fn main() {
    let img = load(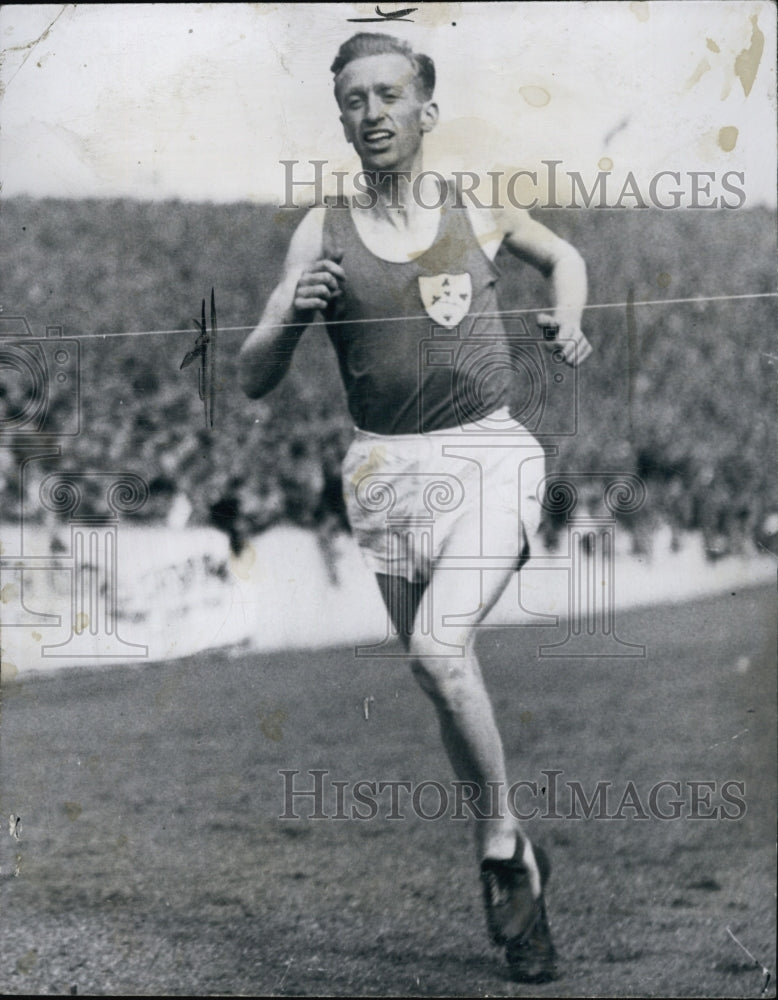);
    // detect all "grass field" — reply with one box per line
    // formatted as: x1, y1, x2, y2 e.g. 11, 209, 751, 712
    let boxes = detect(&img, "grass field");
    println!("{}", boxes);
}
0, 584, 775, 997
